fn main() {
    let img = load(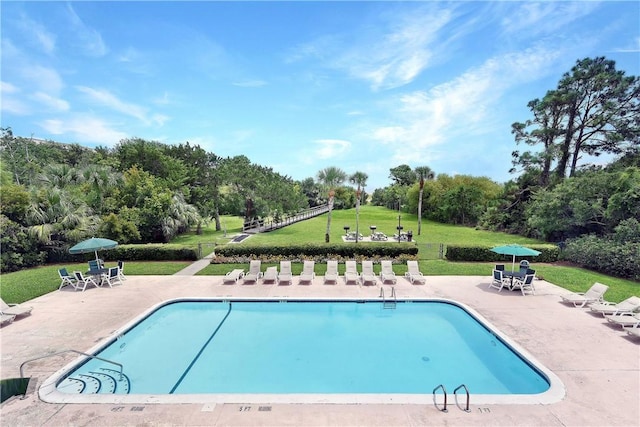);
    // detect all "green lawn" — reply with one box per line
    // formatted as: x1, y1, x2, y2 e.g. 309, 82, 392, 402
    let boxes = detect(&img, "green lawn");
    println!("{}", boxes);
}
2, 206, 638, 304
